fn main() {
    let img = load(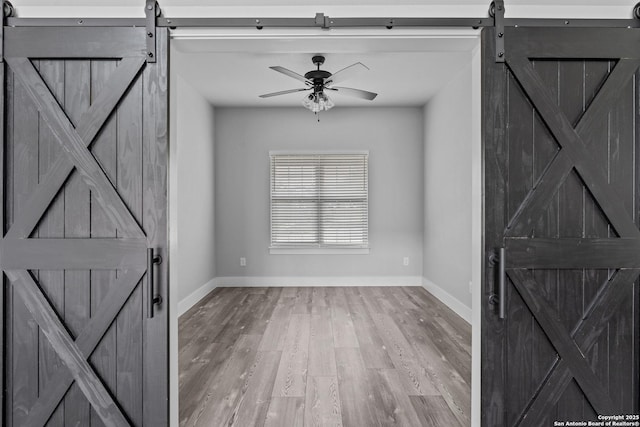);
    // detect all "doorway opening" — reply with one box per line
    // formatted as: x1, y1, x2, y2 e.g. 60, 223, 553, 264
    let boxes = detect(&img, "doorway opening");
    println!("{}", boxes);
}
168, 27, 482, 427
